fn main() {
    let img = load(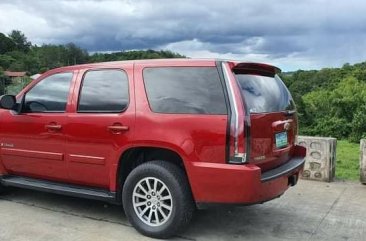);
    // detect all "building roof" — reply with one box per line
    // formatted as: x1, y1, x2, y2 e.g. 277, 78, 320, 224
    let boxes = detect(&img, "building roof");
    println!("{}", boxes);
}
4, 71, 27, 77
